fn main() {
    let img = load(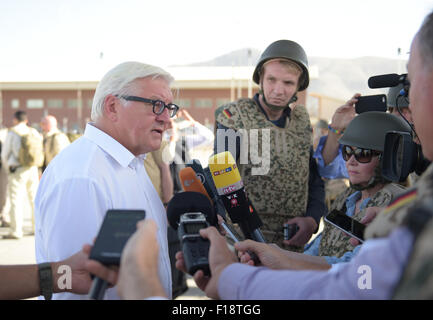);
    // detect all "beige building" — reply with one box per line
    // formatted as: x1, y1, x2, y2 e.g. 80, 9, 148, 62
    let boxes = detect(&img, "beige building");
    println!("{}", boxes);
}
0, 65, 341, 131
